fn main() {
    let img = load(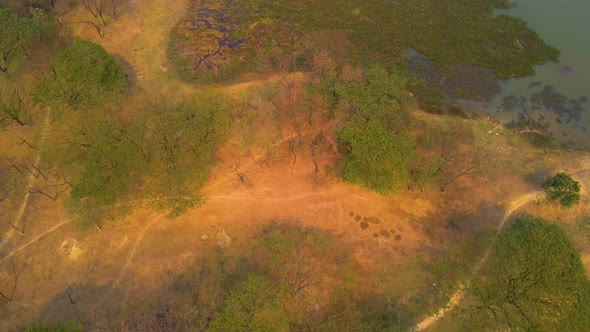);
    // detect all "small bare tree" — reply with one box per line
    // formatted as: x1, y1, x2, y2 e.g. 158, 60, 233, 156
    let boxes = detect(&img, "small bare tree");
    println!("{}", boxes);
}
0, 86, 27, 128
78, 0, 123, 38
81, 0, 108, 27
